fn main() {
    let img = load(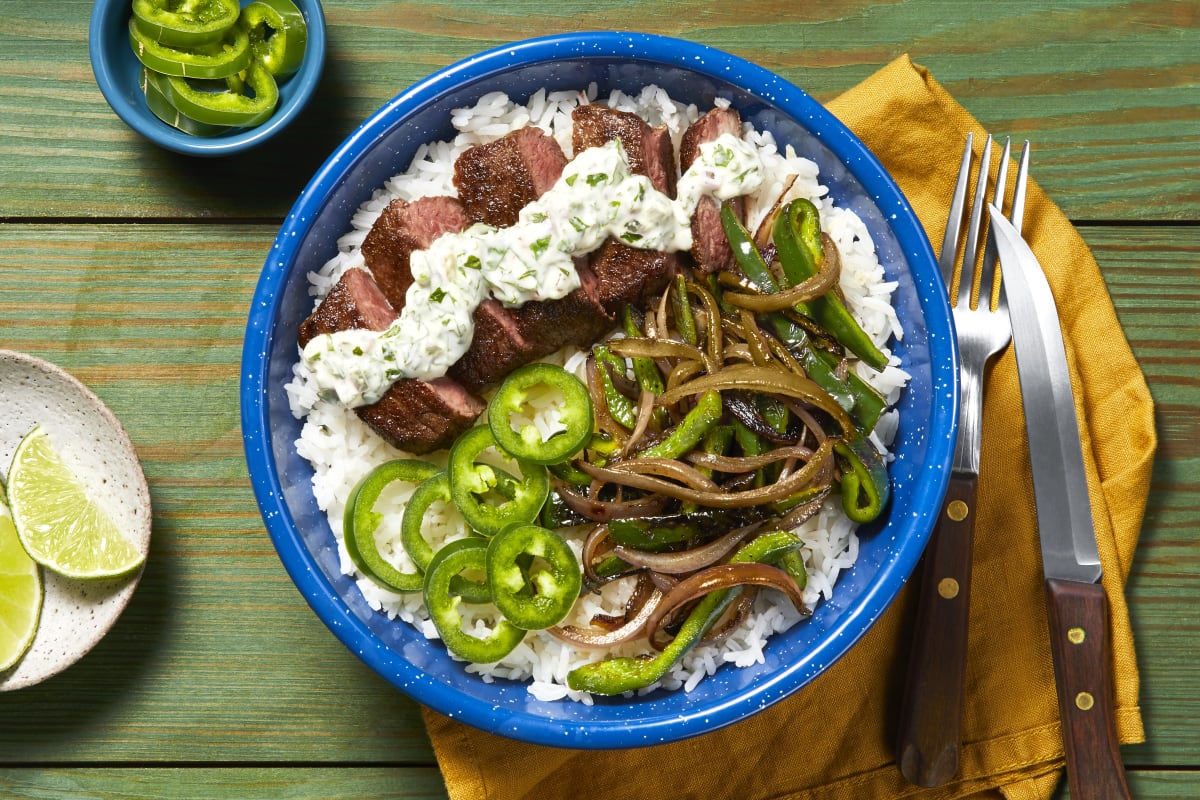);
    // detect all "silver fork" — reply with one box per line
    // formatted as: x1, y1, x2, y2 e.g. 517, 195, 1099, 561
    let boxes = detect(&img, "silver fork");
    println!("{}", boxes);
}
897, 133, 1030, 788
